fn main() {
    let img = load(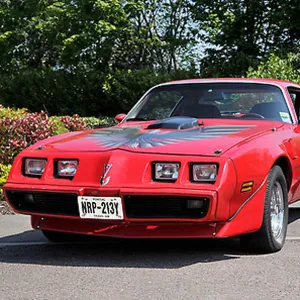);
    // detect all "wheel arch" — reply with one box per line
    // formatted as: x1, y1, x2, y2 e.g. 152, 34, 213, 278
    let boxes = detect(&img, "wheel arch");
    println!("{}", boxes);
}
218, 156, 291, 243
273, 156, 292, 192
